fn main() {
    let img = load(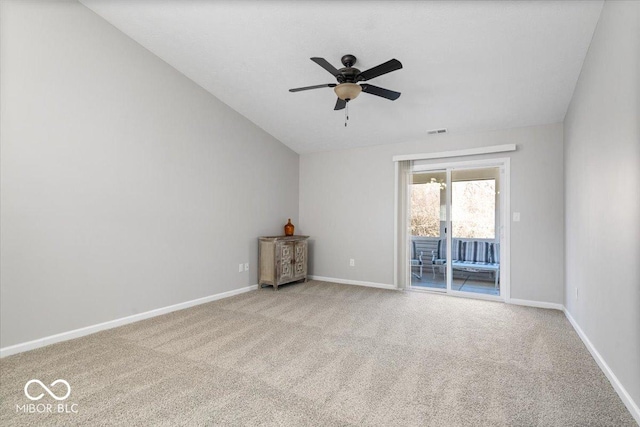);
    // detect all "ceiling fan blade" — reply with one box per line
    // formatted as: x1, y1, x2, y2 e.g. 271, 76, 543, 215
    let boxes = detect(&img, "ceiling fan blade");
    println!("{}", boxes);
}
334, 98, 347, 110
311, 57, 341, 77
289, 83, 336, 92
357, 59, 403, 81
361, 84, 401, 100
